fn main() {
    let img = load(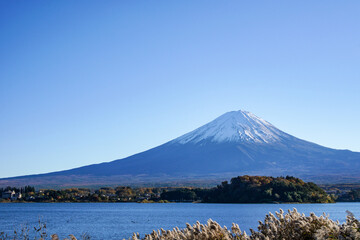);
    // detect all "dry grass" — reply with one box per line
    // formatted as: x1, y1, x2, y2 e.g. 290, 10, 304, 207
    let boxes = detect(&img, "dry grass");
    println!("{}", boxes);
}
128, 209, 359, 240
1, 209, 358, 240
